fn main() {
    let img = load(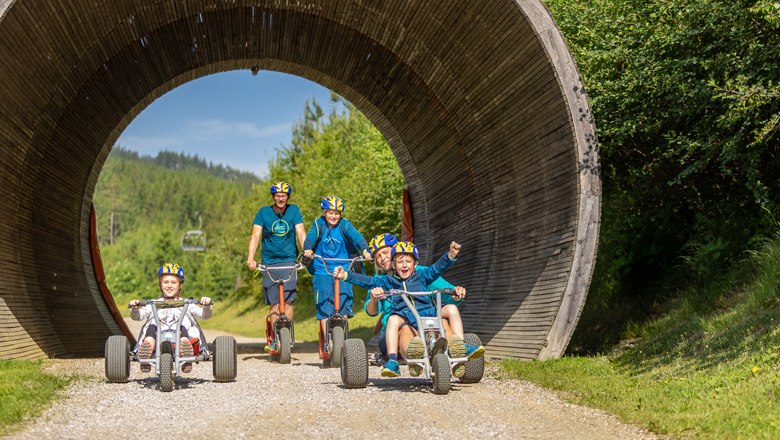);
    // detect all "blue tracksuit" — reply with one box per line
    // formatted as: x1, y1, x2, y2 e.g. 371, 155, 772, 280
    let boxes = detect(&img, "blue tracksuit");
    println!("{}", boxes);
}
303, 217, 369, 320
345, 252, 456, 328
